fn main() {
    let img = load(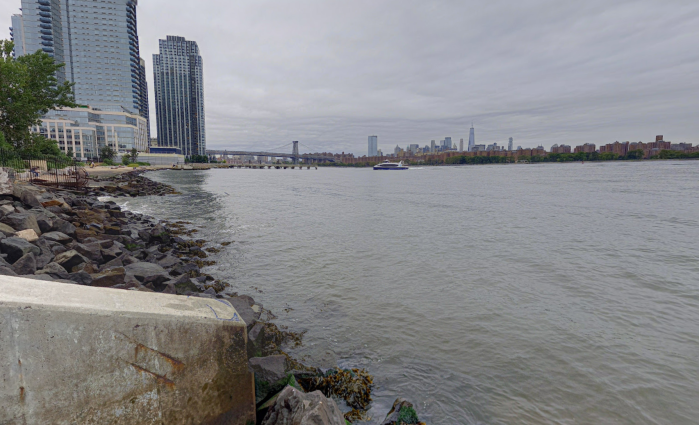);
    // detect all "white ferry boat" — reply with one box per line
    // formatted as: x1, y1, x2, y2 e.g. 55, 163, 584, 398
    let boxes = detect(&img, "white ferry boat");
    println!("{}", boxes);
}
373, 160, 408, 170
